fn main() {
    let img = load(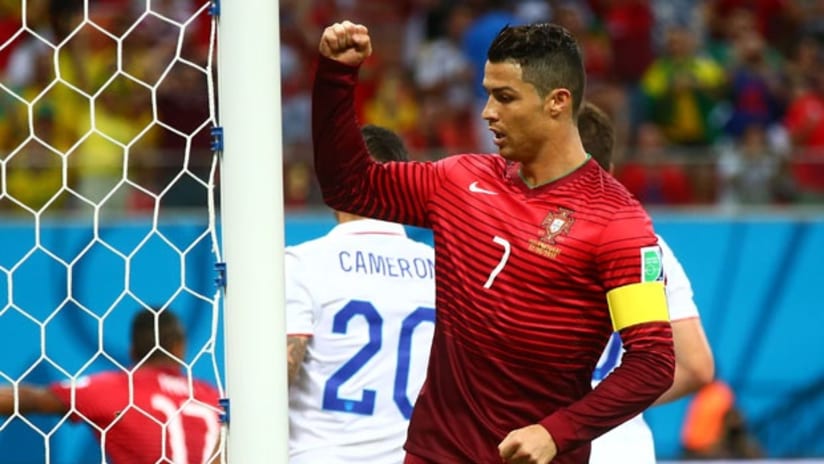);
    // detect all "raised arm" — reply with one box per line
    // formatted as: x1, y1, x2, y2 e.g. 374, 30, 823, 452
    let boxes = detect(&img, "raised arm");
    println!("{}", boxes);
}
0, 384, 68, 416
312, 21, 439, 227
